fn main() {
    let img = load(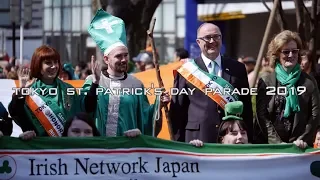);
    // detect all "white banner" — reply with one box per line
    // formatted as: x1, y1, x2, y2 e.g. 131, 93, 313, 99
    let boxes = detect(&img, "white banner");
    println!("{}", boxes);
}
1, 148, 320, 180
